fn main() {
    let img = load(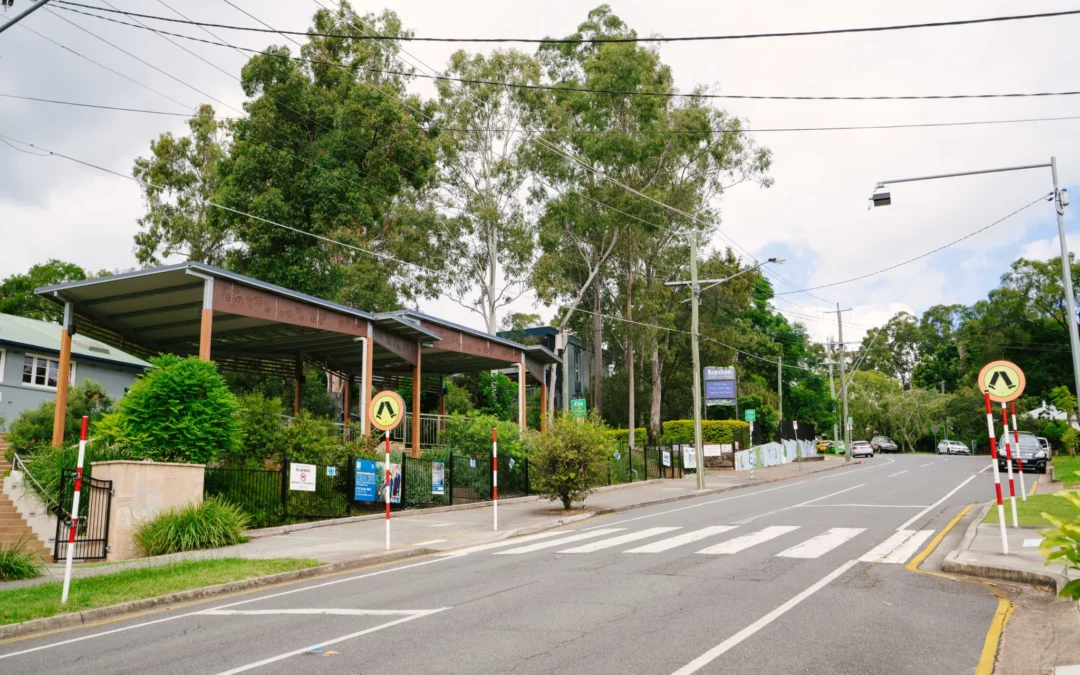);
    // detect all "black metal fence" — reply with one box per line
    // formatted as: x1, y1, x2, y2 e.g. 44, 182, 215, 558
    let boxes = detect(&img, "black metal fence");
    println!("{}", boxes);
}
609, 442, 684, 485
53, 471, 112, 562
